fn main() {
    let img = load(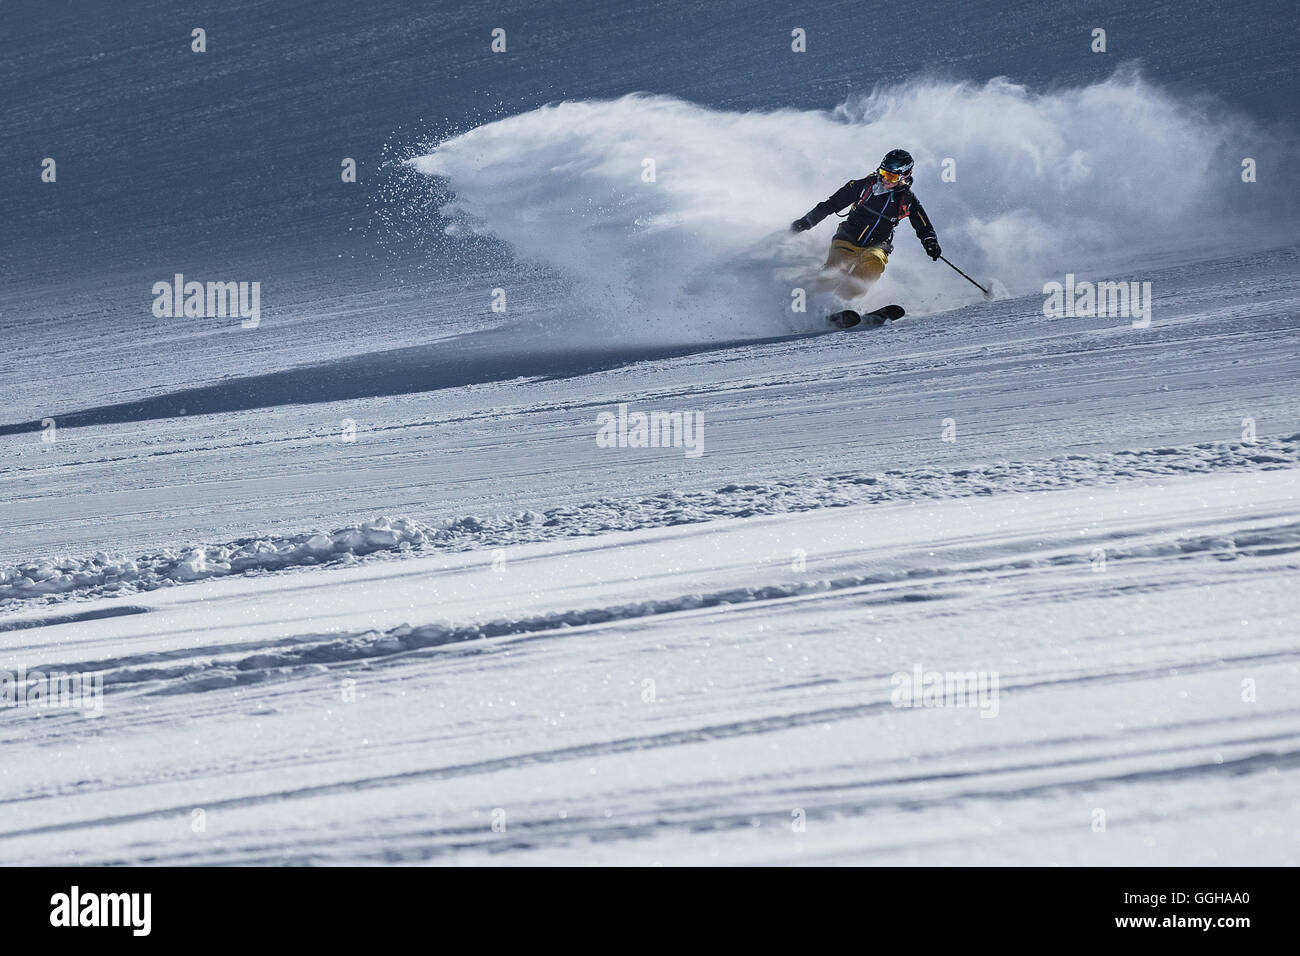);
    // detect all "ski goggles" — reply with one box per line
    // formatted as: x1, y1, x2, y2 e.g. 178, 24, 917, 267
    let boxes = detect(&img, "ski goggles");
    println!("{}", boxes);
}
876, 166, 908, 185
